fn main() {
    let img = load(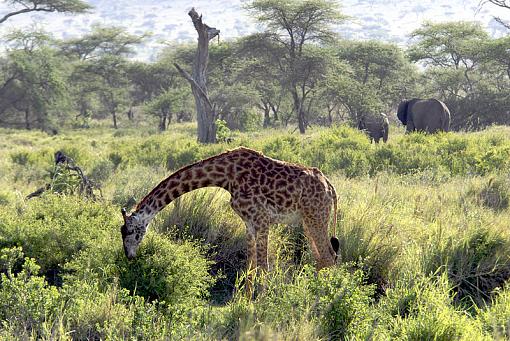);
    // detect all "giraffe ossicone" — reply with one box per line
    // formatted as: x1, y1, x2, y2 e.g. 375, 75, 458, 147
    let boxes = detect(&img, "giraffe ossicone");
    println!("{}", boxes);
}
120, 147, 340, 271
